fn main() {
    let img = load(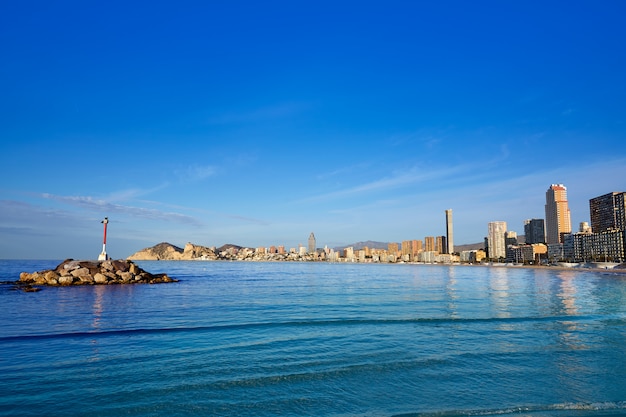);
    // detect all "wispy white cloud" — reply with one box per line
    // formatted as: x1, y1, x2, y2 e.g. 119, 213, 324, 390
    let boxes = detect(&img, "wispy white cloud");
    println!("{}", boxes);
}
175, 164, 217, 182
300, 158, 499, 204
385, 128, 453, 149
315, 162, 371, 180
105, 183, 171, 202
41, 193, 204, 226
